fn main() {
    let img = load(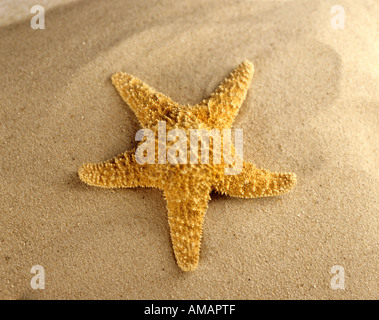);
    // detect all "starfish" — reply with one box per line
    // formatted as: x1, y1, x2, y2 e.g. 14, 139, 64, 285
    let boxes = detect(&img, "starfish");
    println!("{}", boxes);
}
78, 60, 297, 271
